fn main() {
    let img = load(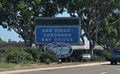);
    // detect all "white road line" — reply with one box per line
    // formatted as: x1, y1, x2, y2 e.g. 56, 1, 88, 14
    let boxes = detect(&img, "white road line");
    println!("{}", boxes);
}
100, 72, 107, 74
116, 69, 120, 71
